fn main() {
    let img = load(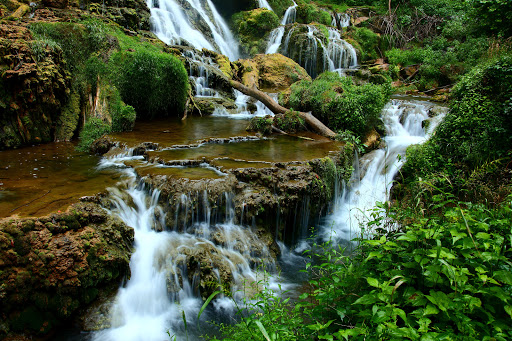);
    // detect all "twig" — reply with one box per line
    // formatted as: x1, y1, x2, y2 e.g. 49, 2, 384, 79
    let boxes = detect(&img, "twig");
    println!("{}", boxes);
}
10, 190, 51, 213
